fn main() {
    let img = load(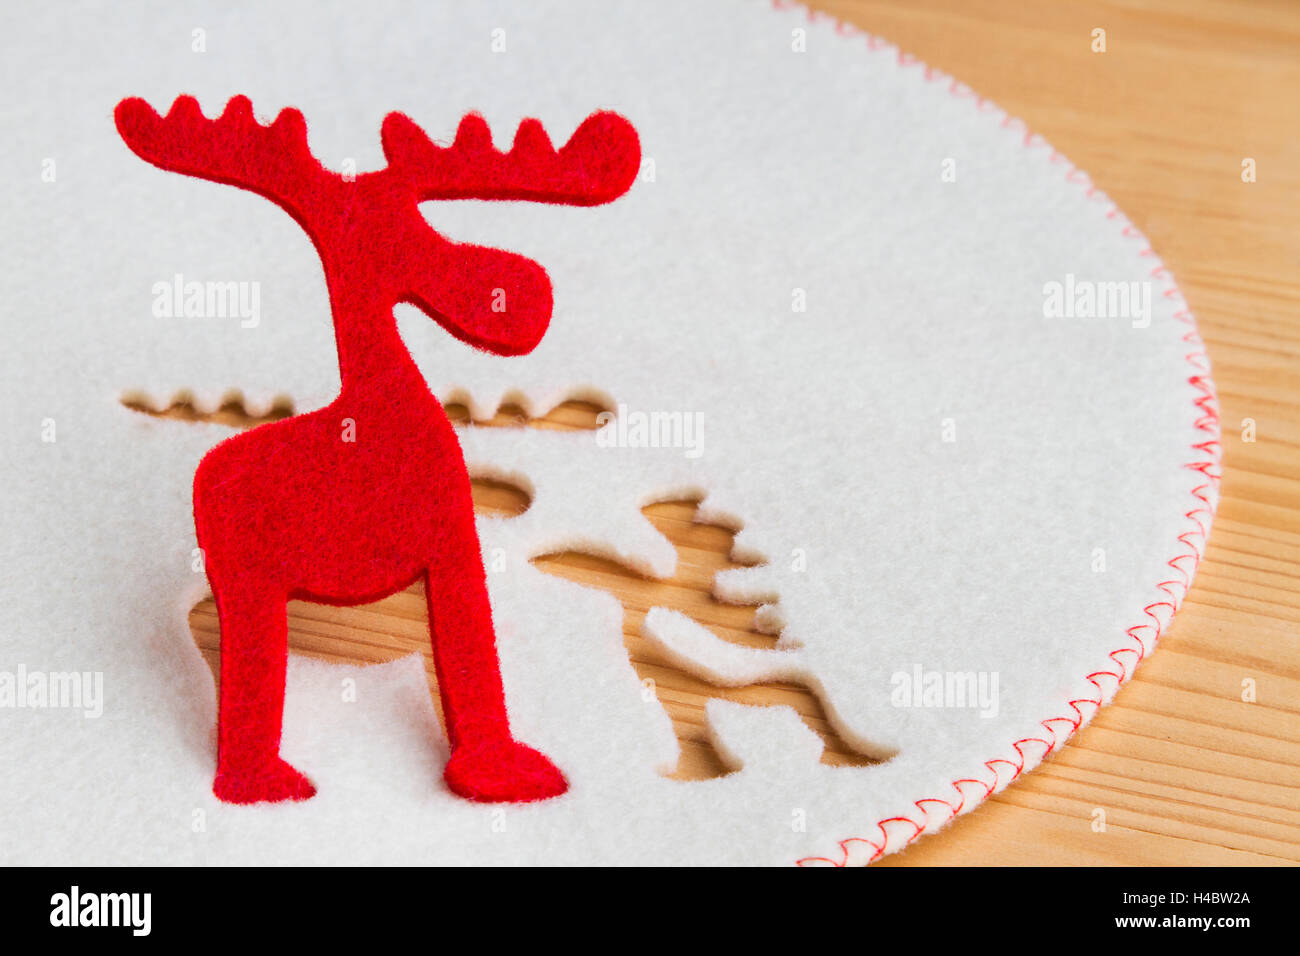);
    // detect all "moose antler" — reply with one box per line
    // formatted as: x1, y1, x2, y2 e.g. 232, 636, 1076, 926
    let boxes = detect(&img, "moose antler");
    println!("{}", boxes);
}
116, 95, 640, 209
380, 110, 641, 205
115, 95, 327, 207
